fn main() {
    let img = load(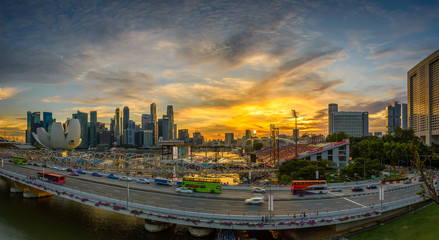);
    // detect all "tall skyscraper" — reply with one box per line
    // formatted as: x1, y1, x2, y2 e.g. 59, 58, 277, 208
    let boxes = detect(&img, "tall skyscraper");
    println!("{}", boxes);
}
328, 104, 369, 137
167, 105, 174, 140
42, 112, 53, 132
72, 110, 88, 149
141, 114, 151, 130
328, 103, 338, 135
225, 133, 234, 146
408, 49, 439, 145
385, 102, 407, 134
115, 108, 122, 146
158, 116, 170, 141
402, 103, 408, 130
150, 103, 158, 145
30, 112, 41, 145
89, 111, 98, 147
122, 106, 129, 145
26, 111, 31, 144
123, 106, 129, 130
110, 118, 115, 132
